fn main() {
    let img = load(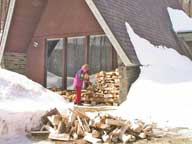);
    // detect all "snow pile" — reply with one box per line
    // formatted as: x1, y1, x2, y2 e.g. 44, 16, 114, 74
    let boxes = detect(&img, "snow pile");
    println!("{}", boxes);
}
168, 7, 192, 33
0, 69, 71, 138
47, 72, 62, 88
115, 22, 192, 128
